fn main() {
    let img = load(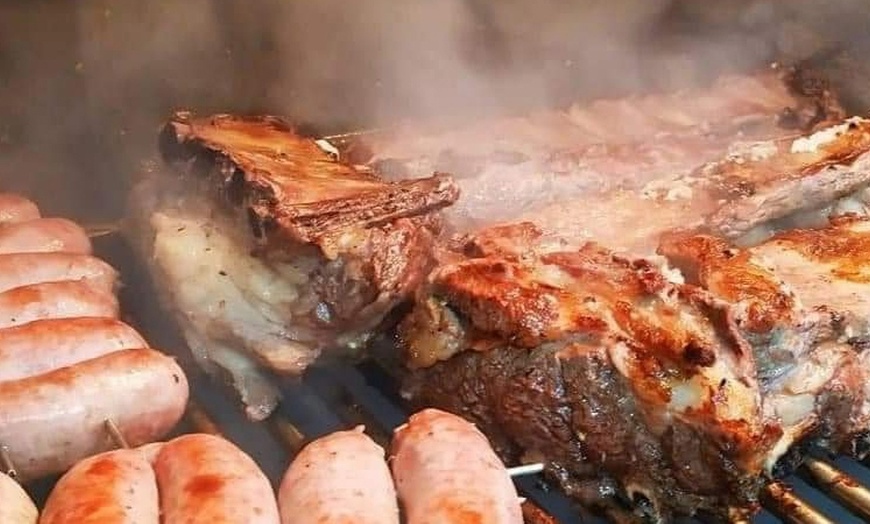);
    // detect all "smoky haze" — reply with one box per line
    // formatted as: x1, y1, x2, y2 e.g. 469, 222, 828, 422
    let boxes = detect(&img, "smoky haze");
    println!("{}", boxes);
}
1, 0, 870, 221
